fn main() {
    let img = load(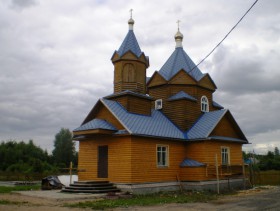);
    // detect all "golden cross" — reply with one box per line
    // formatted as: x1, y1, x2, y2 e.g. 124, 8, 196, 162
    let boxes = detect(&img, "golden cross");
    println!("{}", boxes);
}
130, 9, 133, 19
